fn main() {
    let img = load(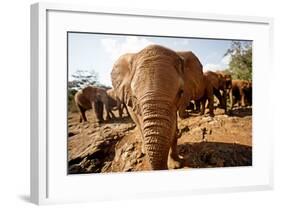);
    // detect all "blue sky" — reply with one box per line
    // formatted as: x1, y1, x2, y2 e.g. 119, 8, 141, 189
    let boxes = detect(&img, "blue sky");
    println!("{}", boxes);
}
68, 33, 250, 87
